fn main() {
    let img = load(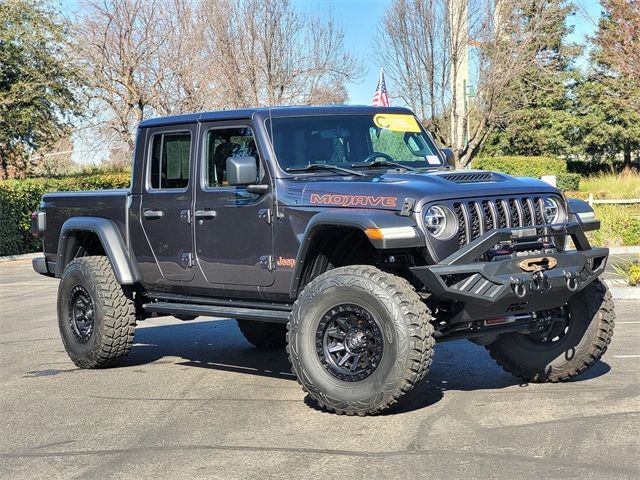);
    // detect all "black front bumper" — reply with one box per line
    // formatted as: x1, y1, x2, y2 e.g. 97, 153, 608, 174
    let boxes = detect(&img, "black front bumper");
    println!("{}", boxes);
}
411, 222, 608, 323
